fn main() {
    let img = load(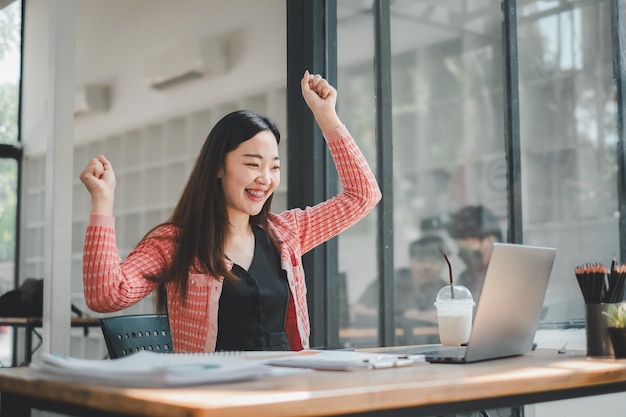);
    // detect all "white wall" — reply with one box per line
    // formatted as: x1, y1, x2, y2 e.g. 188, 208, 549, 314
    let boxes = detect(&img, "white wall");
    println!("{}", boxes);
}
528, 392, 626, 417
20, 0, 49, 157
22, 0, 286, 155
